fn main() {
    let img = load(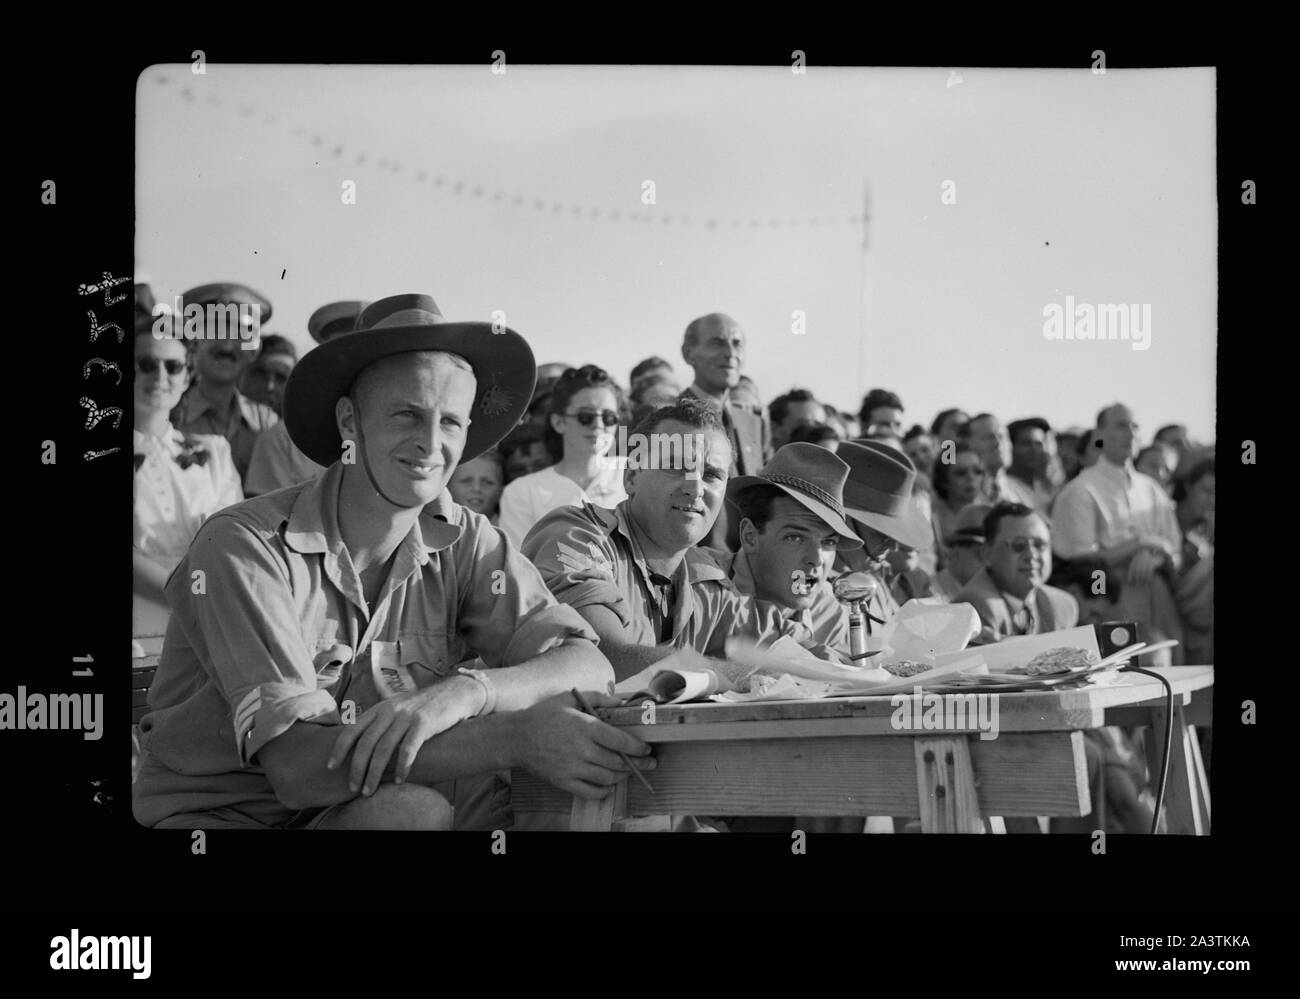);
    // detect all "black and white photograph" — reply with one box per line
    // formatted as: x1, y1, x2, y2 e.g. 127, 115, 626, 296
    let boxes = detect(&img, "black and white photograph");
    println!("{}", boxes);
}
5, 39, 1280, 969
128, 60, 1216, 836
